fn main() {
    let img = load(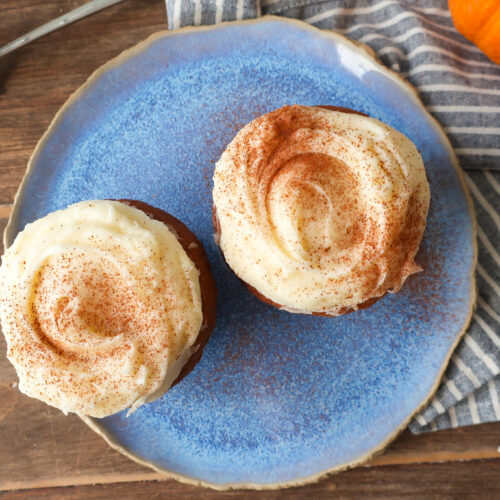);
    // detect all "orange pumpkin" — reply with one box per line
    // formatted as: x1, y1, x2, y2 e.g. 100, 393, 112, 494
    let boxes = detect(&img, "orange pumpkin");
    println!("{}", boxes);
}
448, 0, 500, 65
